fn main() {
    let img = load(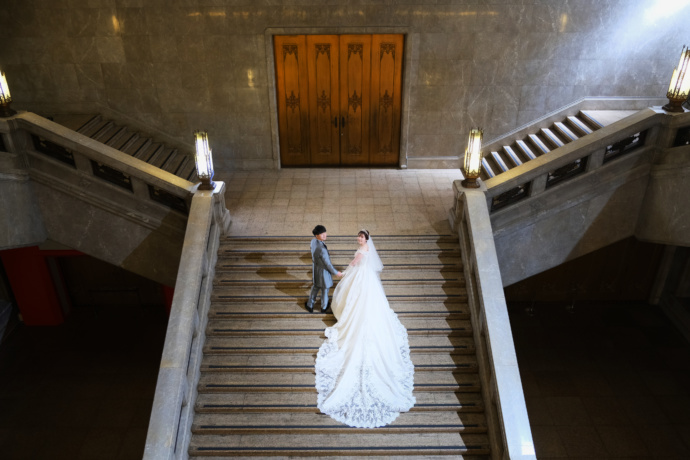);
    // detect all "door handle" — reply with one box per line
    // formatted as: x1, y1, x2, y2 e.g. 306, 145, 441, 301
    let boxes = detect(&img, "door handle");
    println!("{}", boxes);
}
333, 117, 338, 128
341, 116, 346, 127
